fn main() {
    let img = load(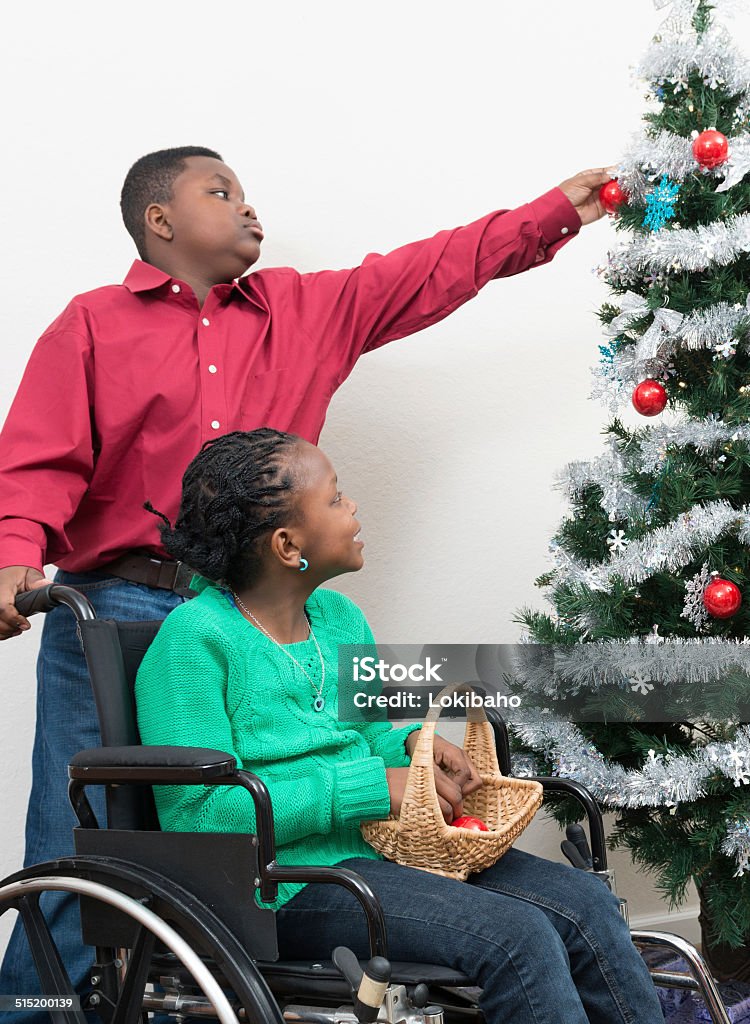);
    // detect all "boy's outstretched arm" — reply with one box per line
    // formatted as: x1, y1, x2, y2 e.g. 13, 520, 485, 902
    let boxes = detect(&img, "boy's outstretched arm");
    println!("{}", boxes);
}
282, 167, 614, 372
